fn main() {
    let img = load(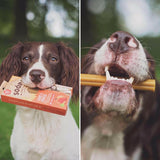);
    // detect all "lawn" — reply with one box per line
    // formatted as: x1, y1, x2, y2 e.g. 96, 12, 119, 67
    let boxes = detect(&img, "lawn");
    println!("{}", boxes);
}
0, 102, 15, 160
